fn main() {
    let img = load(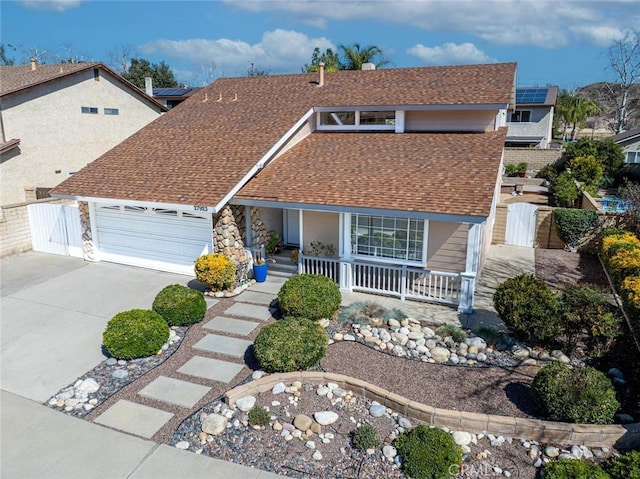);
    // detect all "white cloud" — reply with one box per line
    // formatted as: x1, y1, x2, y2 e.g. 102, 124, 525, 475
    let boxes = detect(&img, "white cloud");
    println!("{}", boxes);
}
407, 42, 495, 65
139, 29, 334, 75
224, 0, 639, 49
19, 0, 82, 11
